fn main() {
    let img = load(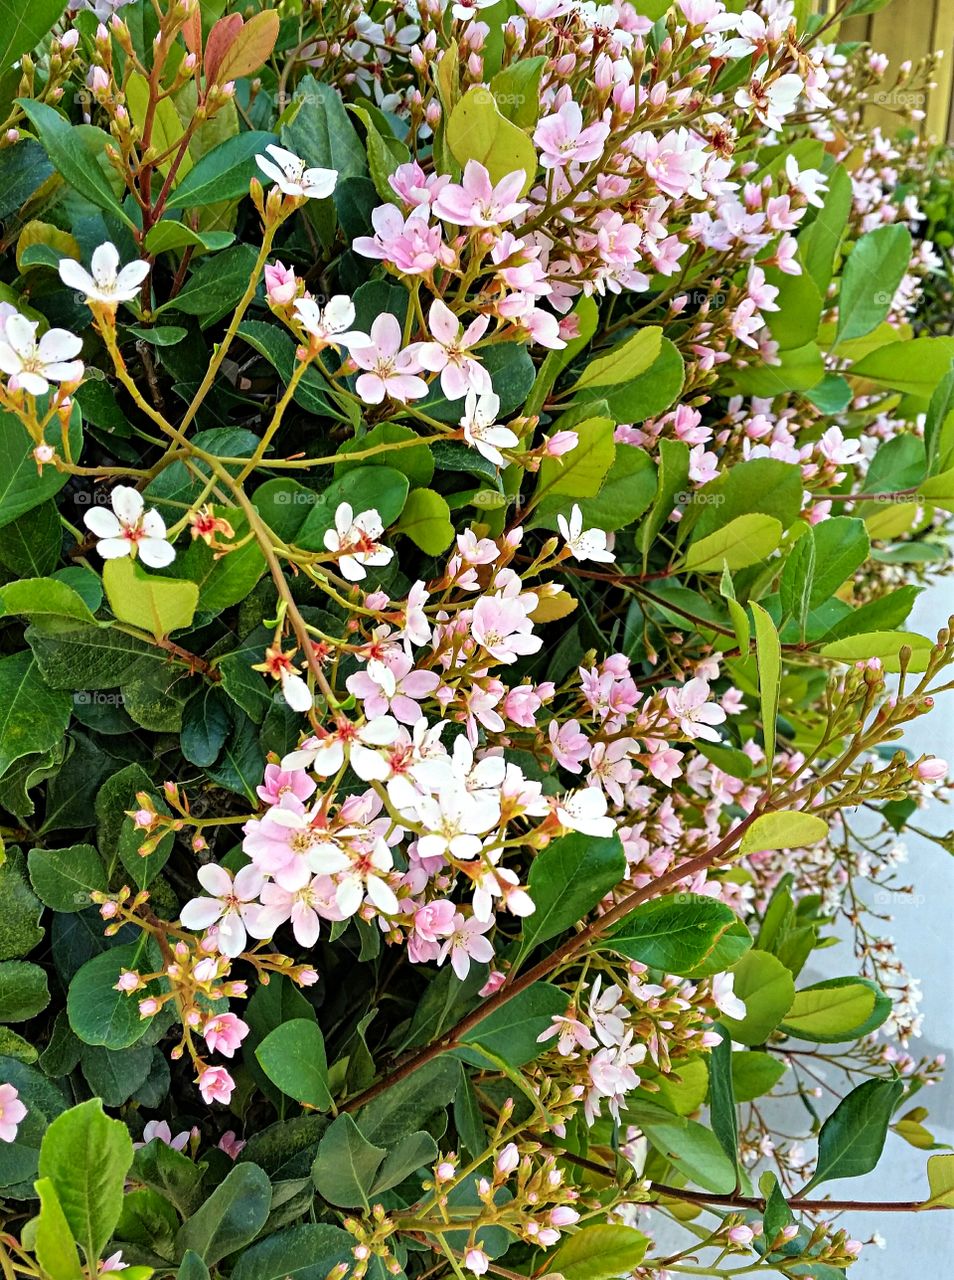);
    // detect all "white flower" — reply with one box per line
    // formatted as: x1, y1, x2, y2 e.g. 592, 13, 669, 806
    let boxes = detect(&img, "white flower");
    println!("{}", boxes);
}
293, 295, 364, 348
179, 864, 265, 958
556, 503, 615, 563
282, 715, 401, 780
256, 144, 337, 199
335, 835, 400, 917
555, 788, 616, 837
279, 668, 313, 713
712, 972, 746, 1021
83, 485, 176, 567
0, 313, 83, 395
460, 391, 519, 466
58, 241, 150, 305
323, 502, 394, 581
